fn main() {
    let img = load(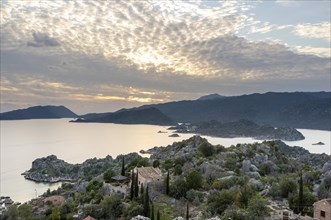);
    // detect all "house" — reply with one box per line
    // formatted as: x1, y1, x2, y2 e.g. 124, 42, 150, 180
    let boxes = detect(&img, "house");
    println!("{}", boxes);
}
133, 167, 162, 187
83, 215, 97, 220
313, 198, 331, 220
